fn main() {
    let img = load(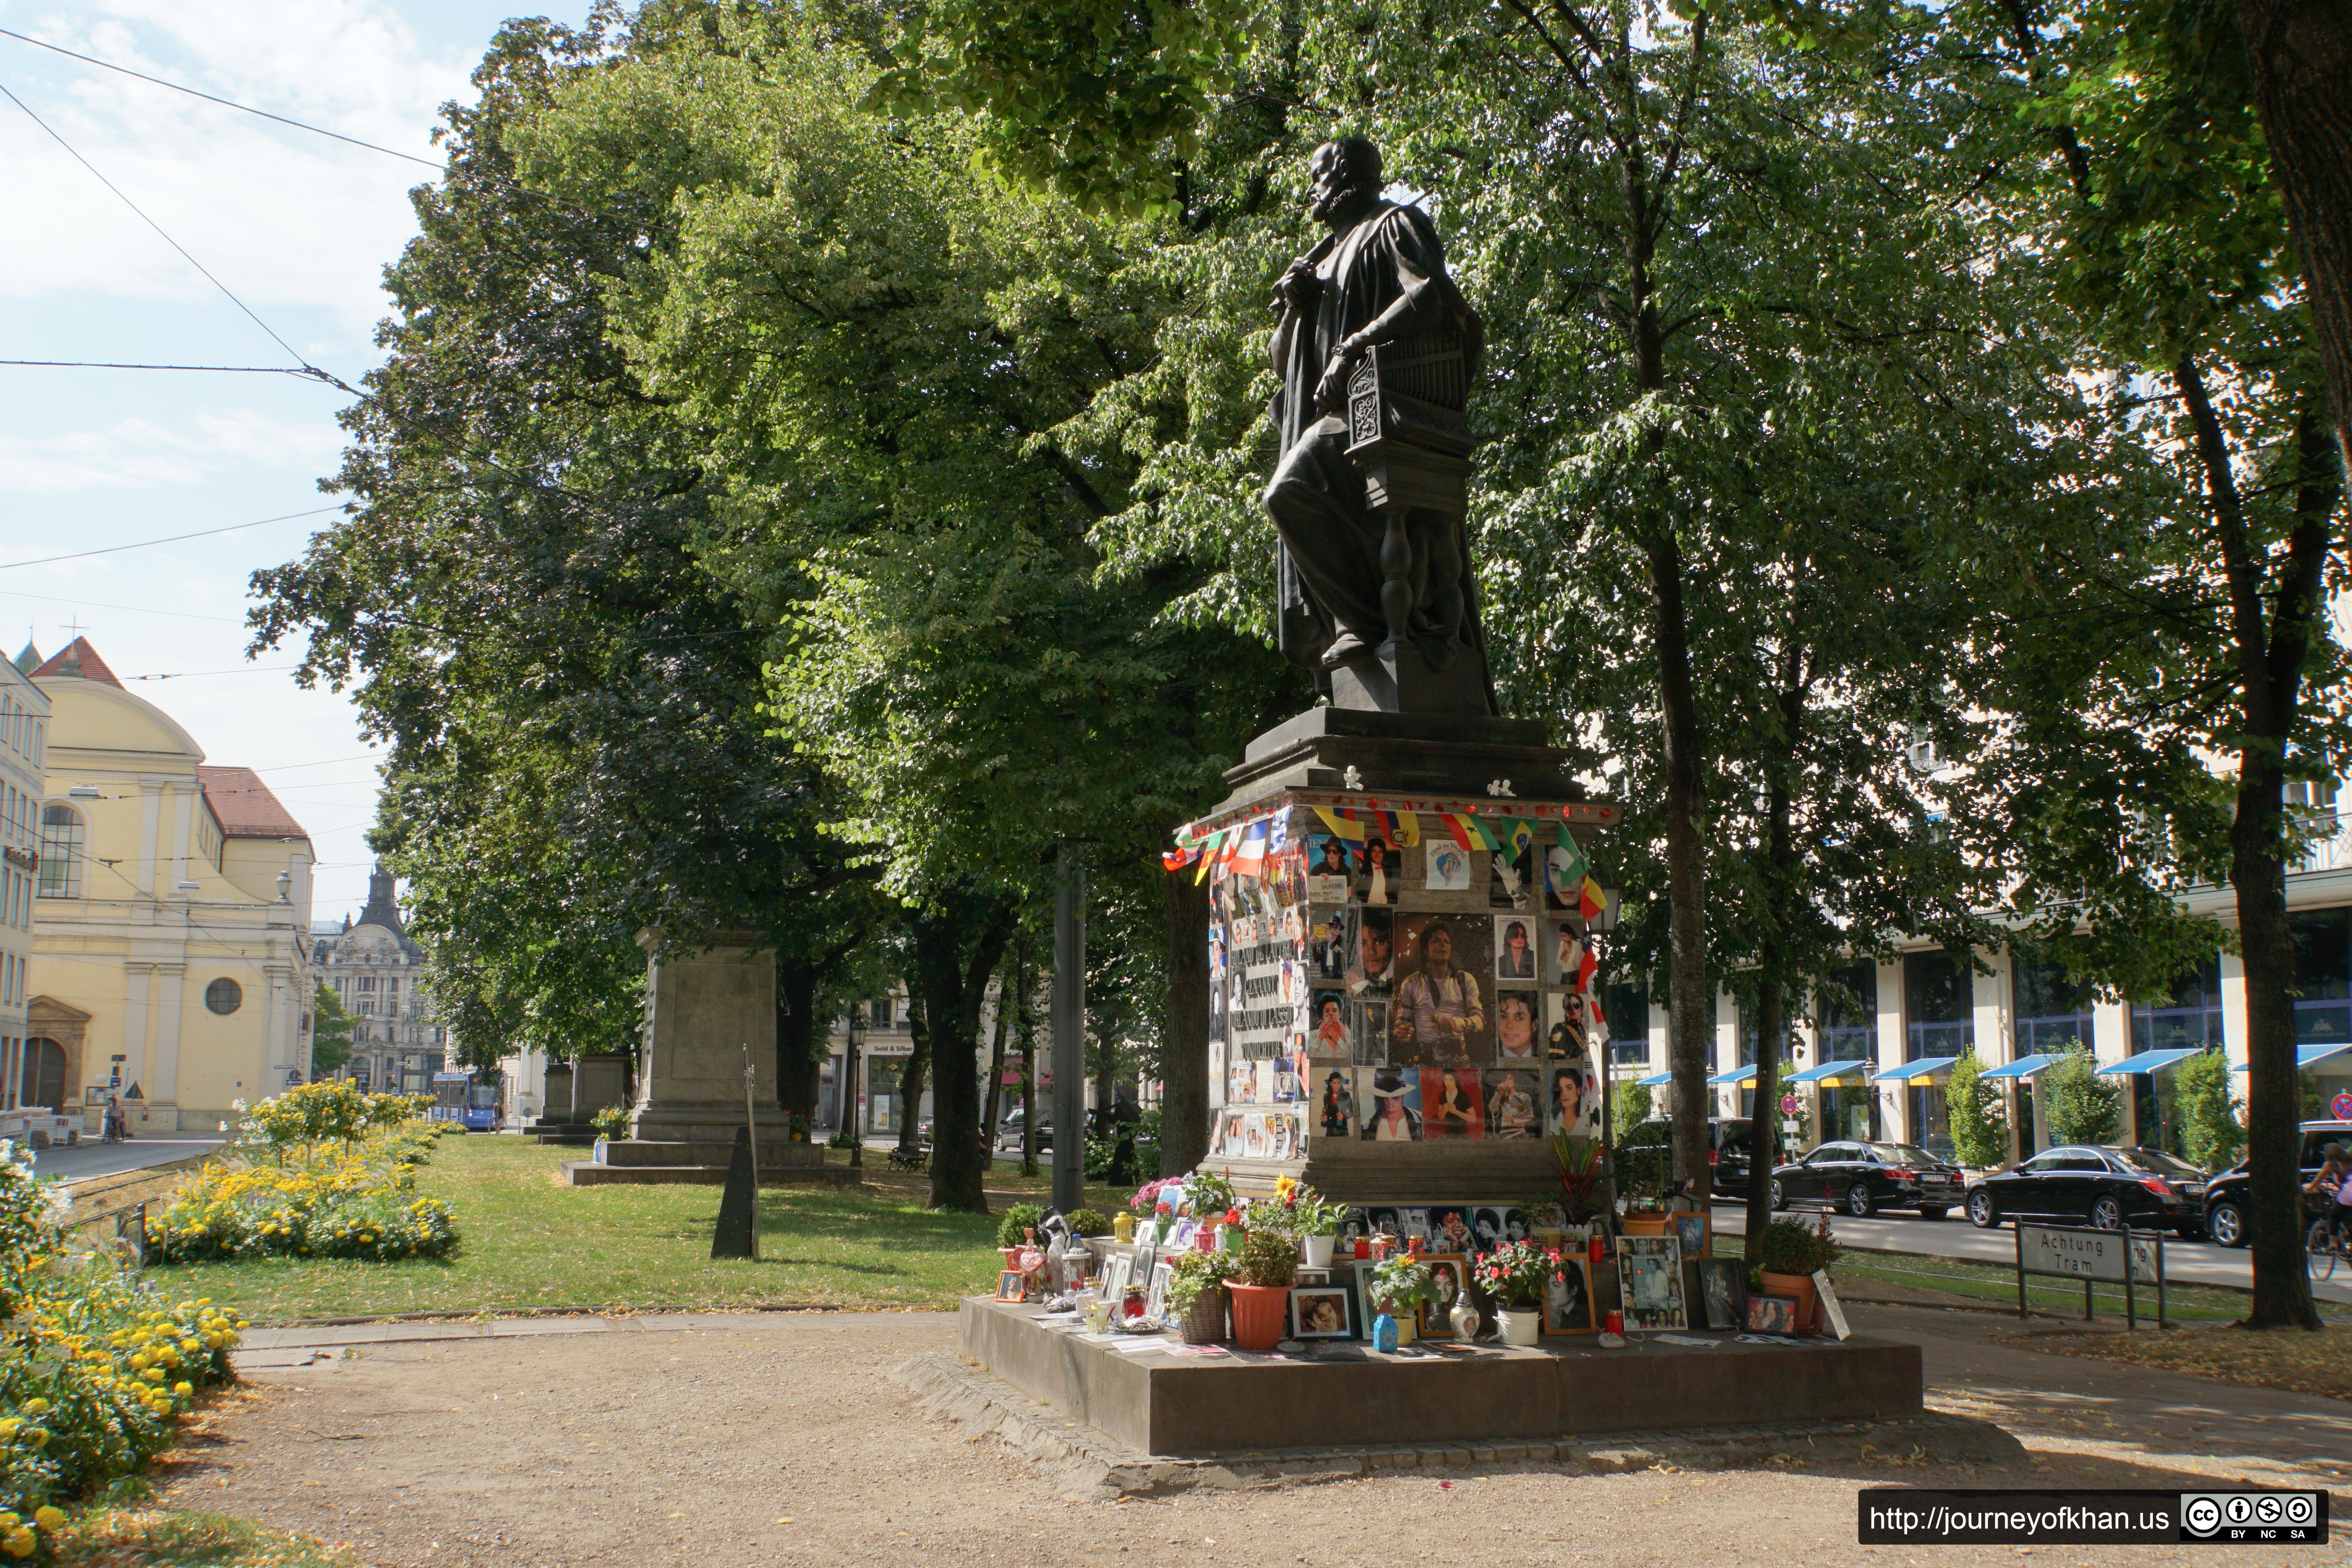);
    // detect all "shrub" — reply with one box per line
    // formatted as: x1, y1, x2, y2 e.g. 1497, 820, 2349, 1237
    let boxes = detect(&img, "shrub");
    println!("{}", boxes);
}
994, 1204, 1045, 1250
233, 1085, 431, 1166
1613, 1079, 1653, 1143
1165, 1251, 1233, 1312
1367, 1254, 1437, 1314
1235, 1227, 1297, 1289
1, 1142, 243, 1527
1473, 1240, 1556, 1308
1946, 1049, 2011, 1168
2041, 1045, 2122, 1146
590, 1106, 631, 1141
1063, 1208, 1111, 1238
2174, 1049, 2245, 1170
1756, 1214, 1841, 1277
